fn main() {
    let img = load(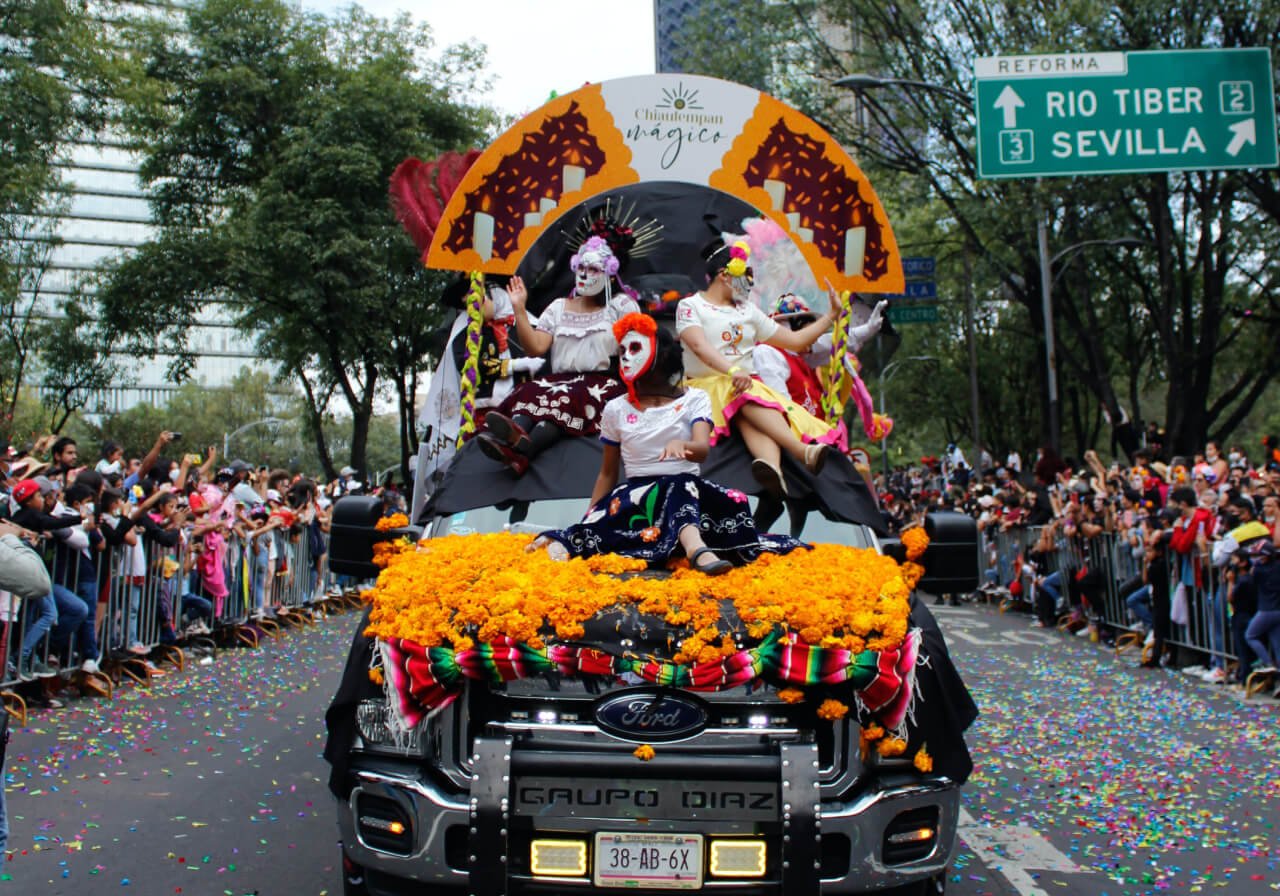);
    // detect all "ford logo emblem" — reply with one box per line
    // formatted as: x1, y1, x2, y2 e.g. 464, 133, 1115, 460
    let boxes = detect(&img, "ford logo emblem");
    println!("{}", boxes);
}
594, 690, 708, 742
